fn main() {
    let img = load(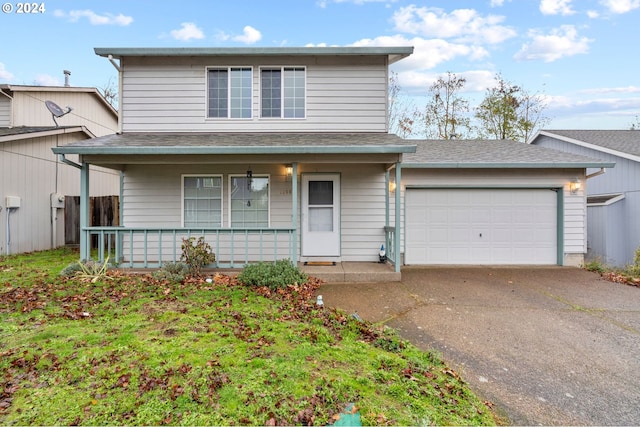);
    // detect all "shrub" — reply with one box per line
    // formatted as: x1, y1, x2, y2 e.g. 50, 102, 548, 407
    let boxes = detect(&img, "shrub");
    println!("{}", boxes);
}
629, 246, 640, 277
181, 237, 215, 276
152, 262, 190, 283
584, 259, 606, 274
237, 259, 308, 290
59, 261, 86, 278
60, 257, 111, 283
